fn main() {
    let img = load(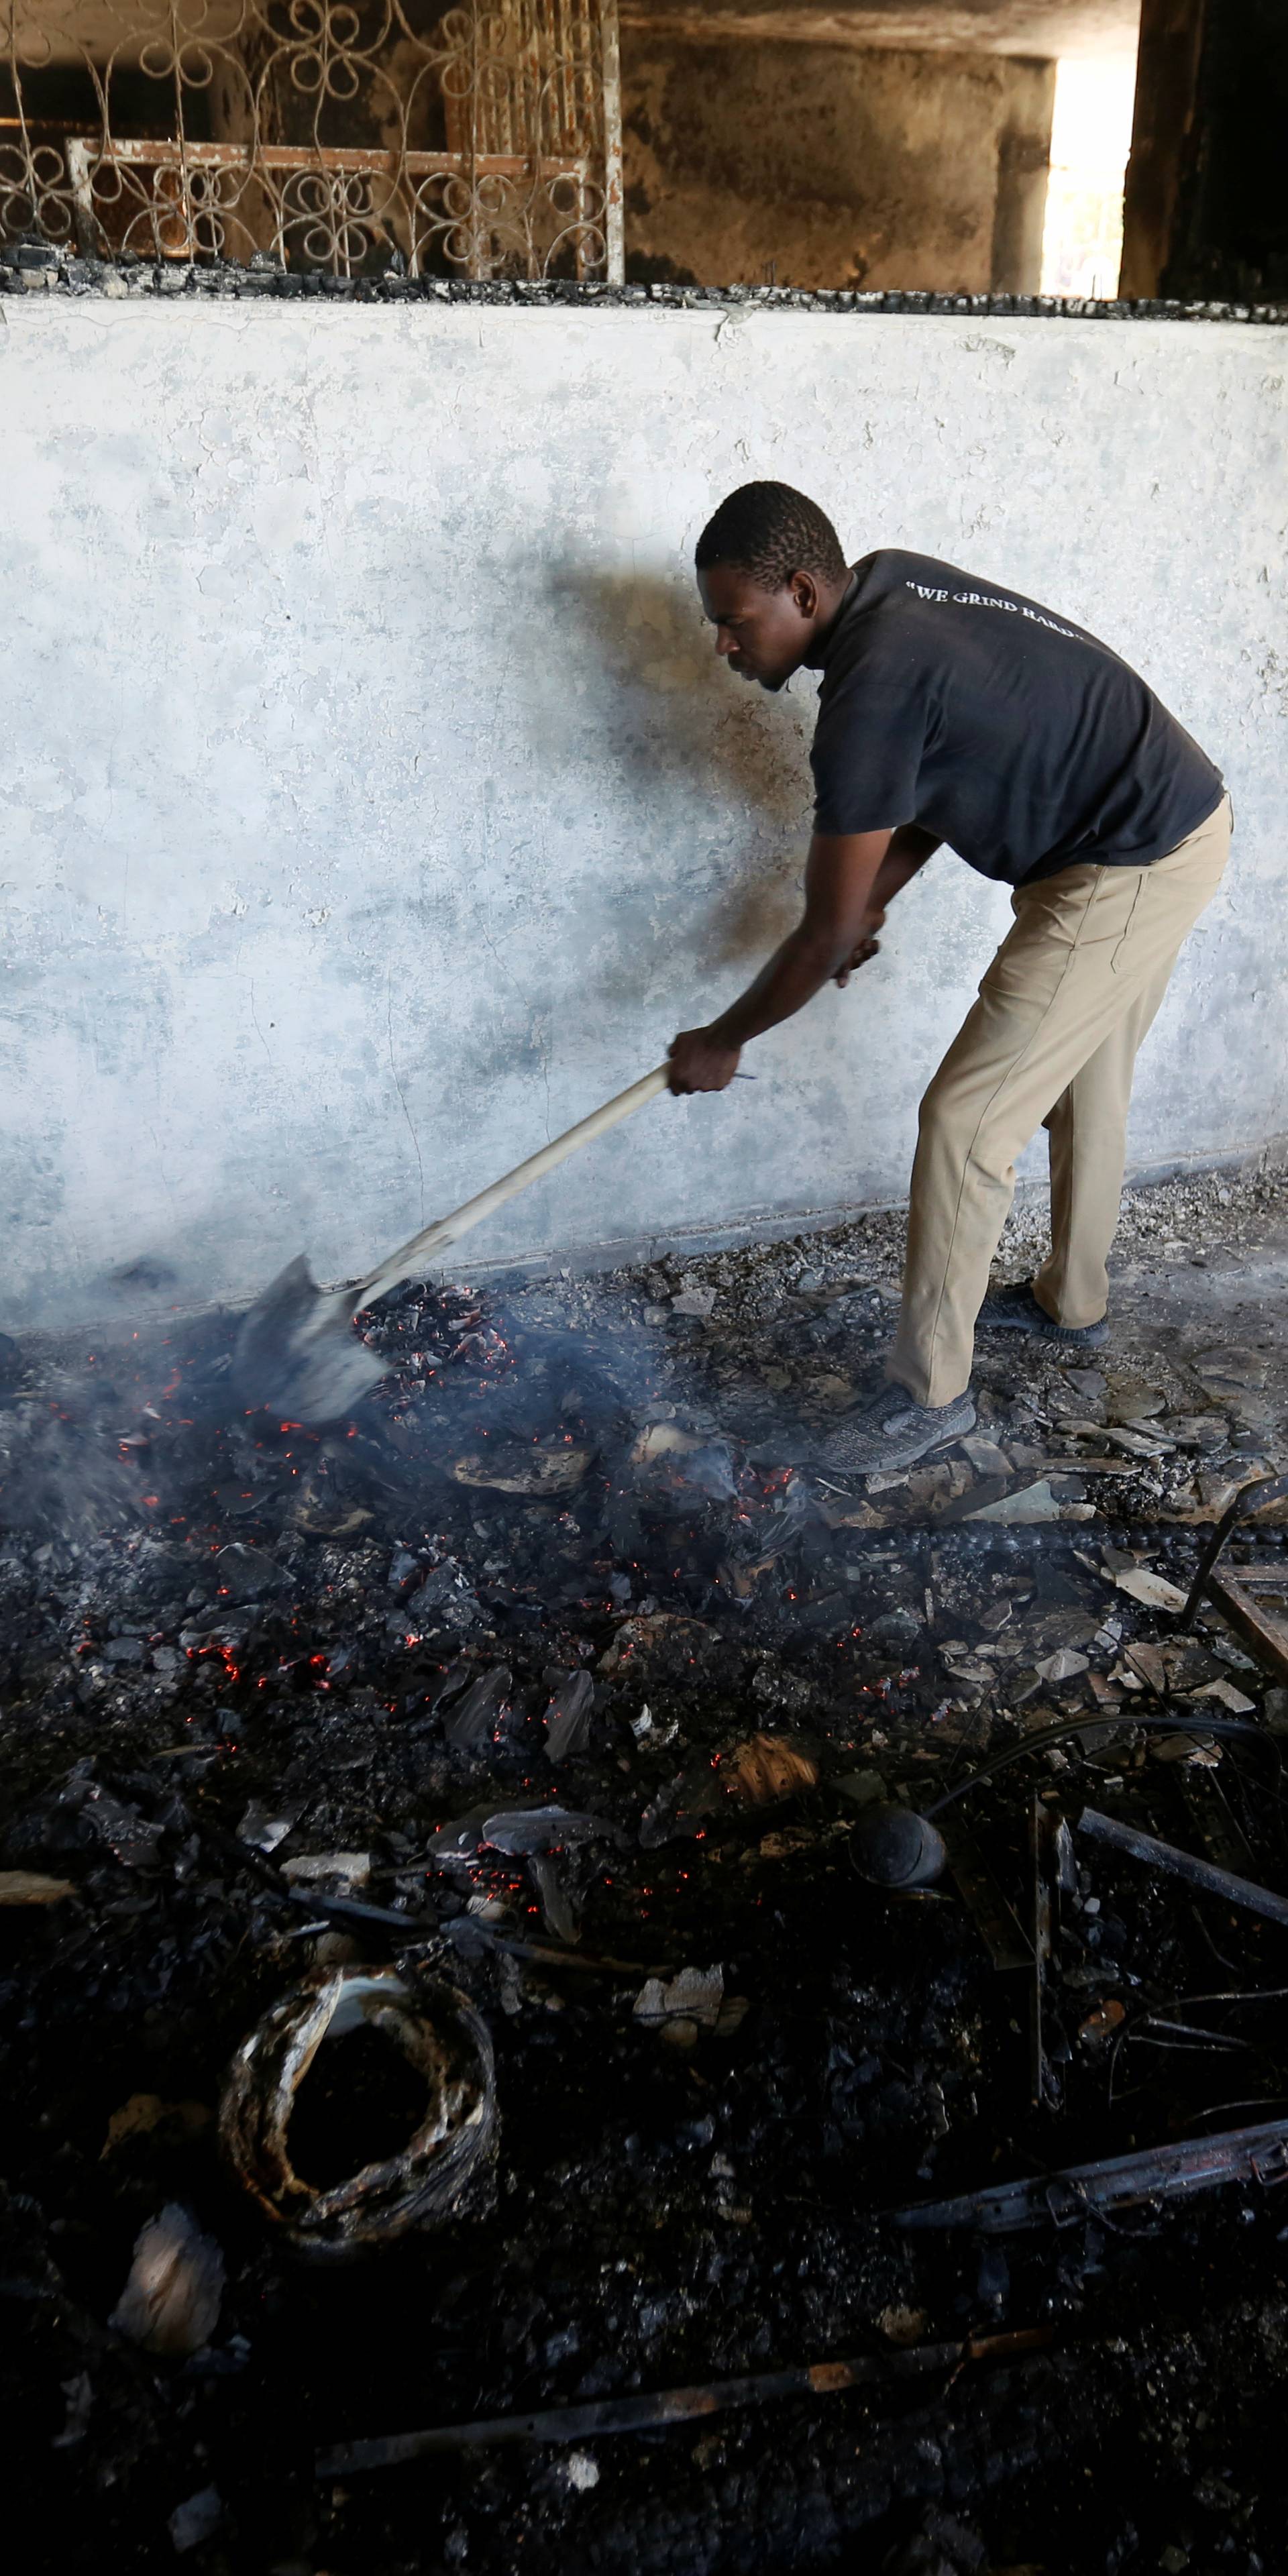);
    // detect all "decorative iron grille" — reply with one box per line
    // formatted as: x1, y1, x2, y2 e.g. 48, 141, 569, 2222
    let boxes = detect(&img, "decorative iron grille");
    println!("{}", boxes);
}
1, 1, 623, 278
